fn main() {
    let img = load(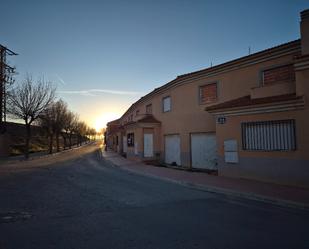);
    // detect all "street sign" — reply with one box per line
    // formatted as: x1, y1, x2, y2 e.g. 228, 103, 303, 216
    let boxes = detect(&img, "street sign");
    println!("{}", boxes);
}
217, 116, 226, 124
